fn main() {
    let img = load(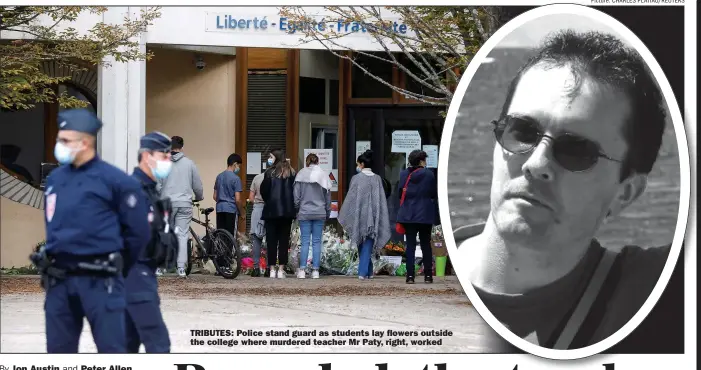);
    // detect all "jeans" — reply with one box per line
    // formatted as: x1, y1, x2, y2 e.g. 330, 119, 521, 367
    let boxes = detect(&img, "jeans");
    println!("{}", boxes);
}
357, 238, 374, 277
299, 219, 324, 269
404, 223, 433, 277
251, 234, 263, 268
